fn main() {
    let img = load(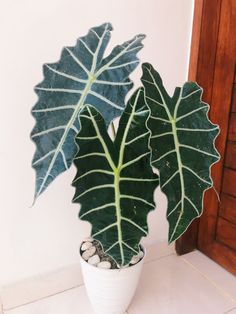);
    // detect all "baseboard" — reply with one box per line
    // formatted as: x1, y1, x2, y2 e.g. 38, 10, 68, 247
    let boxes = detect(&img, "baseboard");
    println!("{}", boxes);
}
0, 242, 174, 311
0, 263, 83, 311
